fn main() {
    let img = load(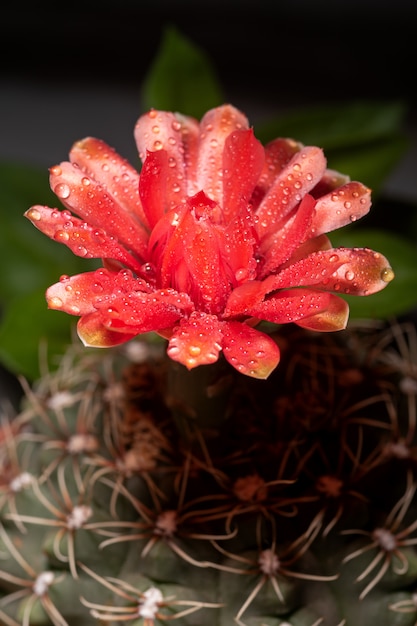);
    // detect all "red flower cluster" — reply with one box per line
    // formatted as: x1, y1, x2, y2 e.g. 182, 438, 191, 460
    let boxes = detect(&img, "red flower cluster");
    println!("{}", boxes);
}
26, 105, 394, 378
